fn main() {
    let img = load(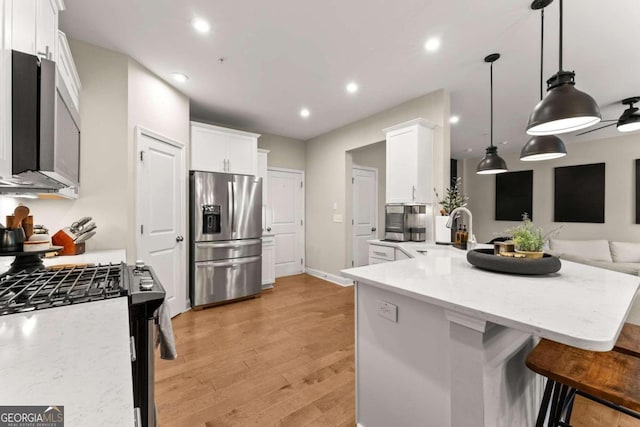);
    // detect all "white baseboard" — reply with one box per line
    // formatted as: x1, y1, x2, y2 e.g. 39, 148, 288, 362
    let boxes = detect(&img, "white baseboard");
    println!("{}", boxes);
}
305, 267, 354, 287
